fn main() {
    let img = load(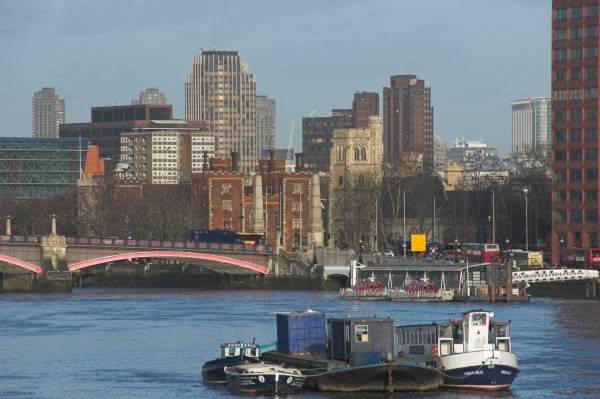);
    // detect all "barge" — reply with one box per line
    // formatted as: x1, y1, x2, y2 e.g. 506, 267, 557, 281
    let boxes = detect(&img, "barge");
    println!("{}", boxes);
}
395, 310, 519, 390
